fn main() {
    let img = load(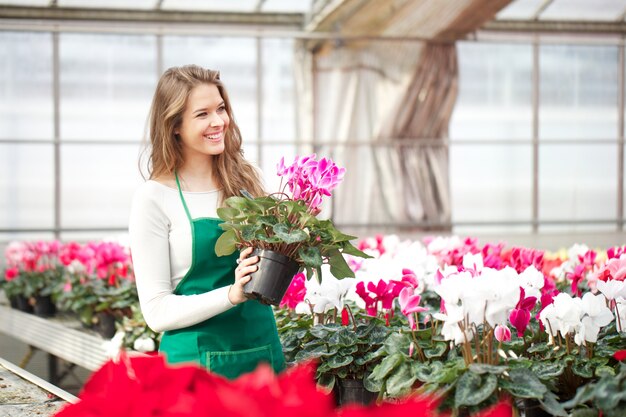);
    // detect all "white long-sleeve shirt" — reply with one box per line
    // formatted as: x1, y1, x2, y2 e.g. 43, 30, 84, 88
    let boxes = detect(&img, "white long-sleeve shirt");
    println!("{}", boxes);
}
128, 180, 235, 333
